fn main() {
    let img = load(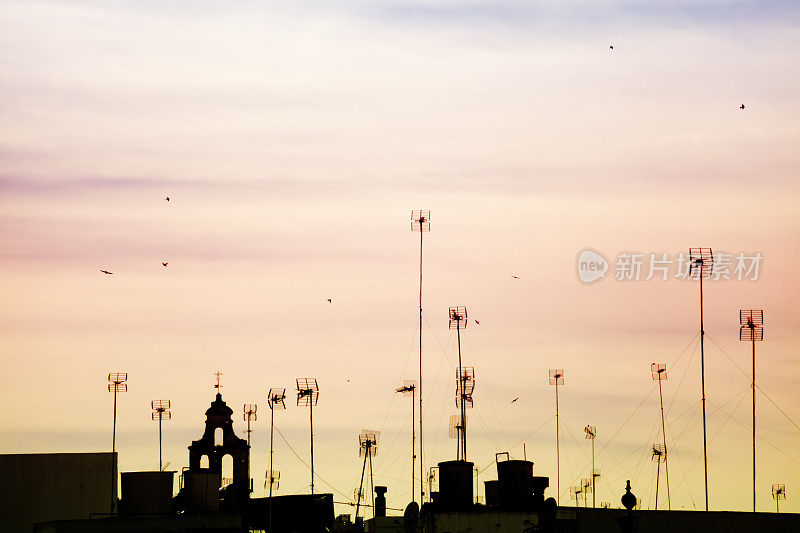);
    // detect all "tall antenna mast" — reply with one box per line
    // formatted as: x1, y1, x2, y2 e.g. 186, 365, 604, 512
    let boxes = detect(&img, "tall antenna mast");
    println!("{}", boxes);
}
689, 246, 712, 510
771, 484, 786, 513
107, 372, 127, 515
449, 306, 469, 460
243, 404, 257, 447
267, 388, 286, 533
651, 363, 671, 509
296, 378, 319, 494
652, 443, 666, 509
411, 209, 429, 504
150, 400, 171, 471
395, 380, 417, 504
584, 425, 597, 508
740, 309, 764, 513
549, 369, 564, 505
356, 430, 380, 521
